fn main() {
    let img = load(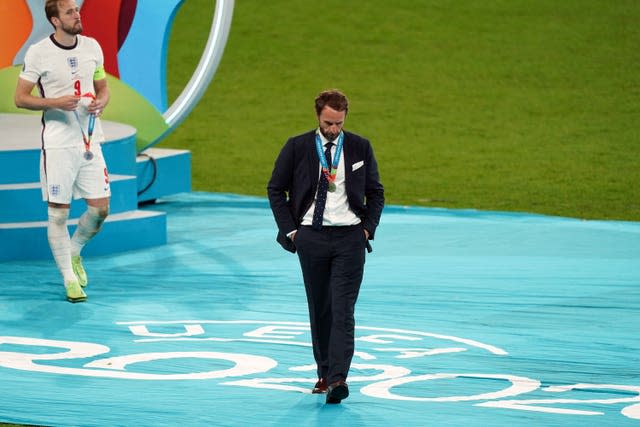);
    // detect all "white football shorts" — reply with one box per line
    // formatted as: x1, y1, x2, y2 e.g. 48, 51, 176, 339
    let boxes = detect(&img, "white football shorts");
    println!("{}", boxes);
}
41, 144, 111, 204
